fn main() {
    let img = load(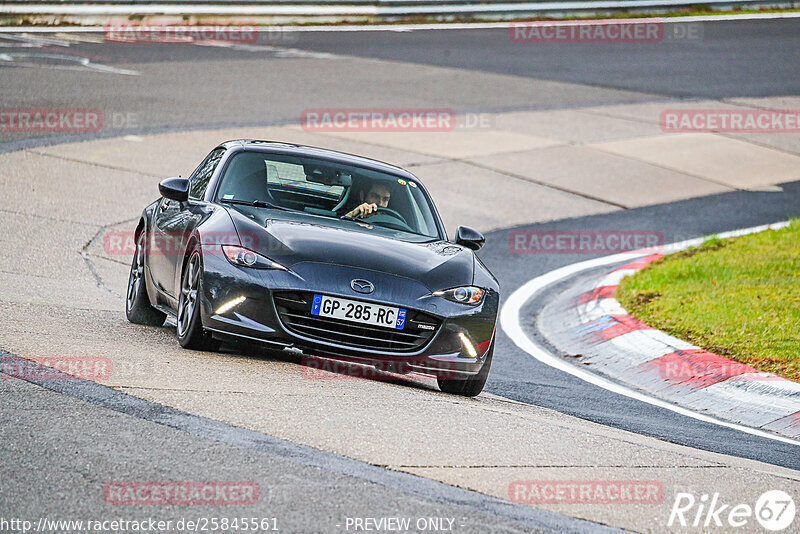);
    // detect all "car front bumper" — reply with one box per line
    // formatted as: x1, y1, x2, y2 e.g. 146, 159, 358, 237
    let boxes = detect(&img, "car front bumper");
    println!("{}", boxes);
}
199, 247, 498, 378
